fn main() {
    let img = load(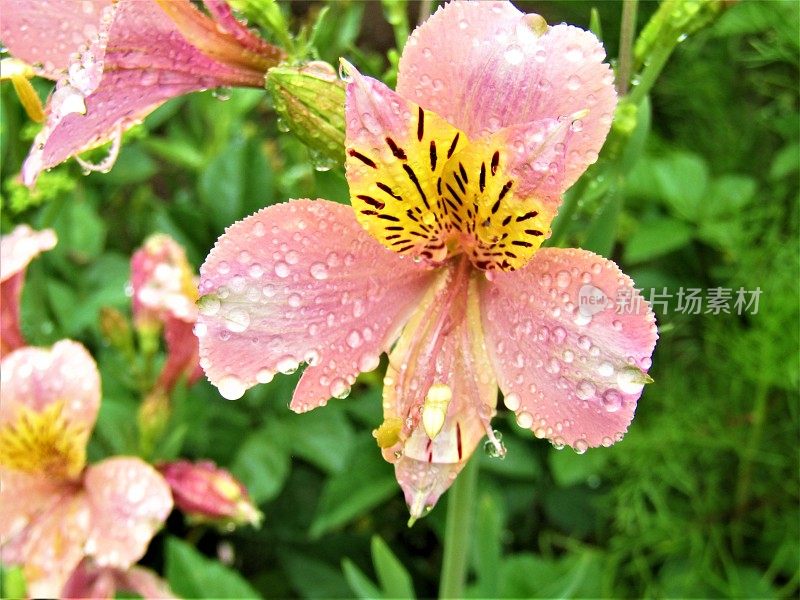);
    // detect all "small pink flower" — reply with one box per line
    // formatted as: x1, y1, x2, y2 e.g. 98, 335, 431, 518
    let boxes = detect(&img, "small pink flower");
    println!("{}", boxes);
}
1, 0, 285, 186
159, 459, 262, 528
61, 558, 175, 600
0, 341, 173, 596
130, 233, 202, 391
195, 1, 657, 518
0, 225, 57, 357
